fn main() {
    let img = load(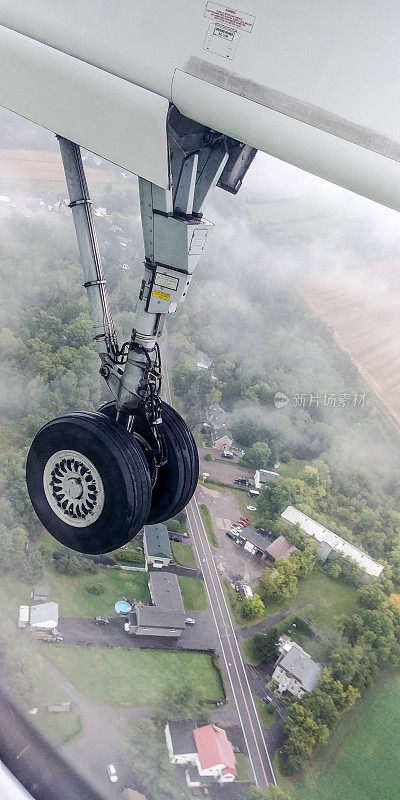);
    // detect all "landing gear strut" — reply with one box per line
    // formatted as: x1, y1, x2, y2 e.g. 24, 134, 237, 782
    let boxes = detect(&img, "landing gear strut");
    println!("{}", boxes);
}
26, 108, 256, 553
